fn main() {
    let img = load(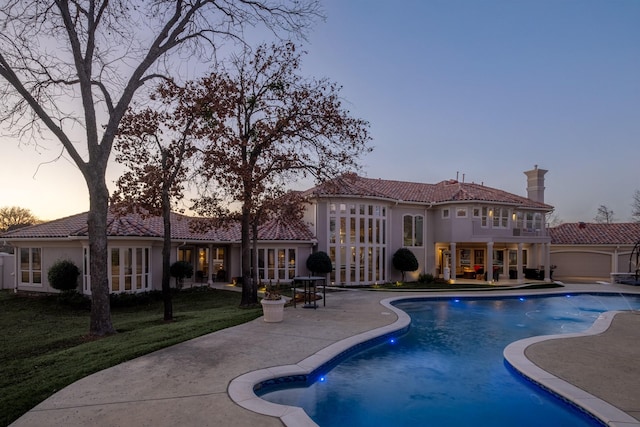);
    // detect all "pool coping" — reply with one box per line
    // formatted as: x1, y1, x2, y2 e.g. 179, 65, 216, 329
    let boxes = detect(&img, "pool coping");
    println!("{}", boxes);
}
504, 310, 640, 427
228, 296, 412, 427
228, 290, 640, 427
